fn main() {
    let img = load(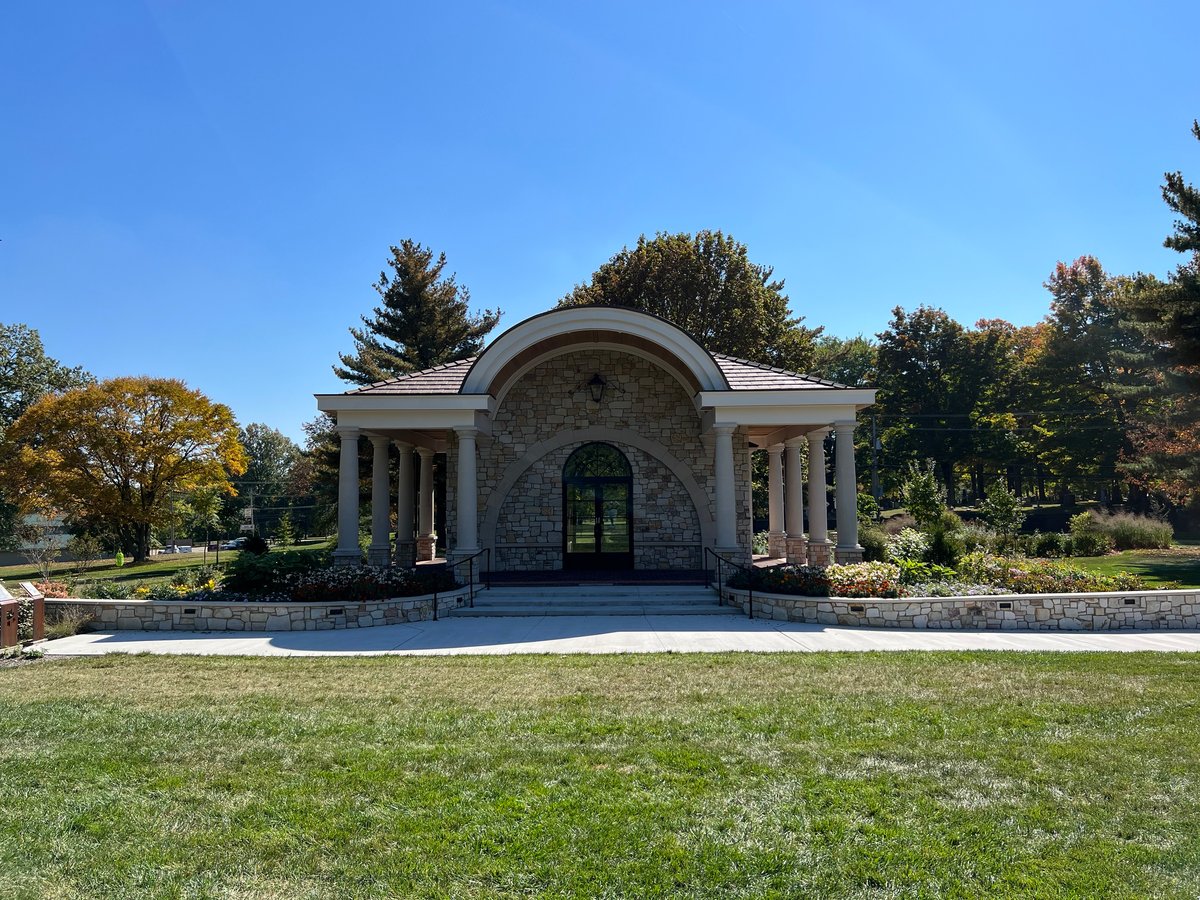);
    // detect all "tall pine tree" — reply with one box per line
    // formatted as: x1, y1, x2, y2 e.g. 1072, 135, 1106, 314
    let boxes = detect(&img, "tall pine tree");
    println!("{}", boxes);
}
334, 240, 501, 385
1117, 120, 1200, 502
